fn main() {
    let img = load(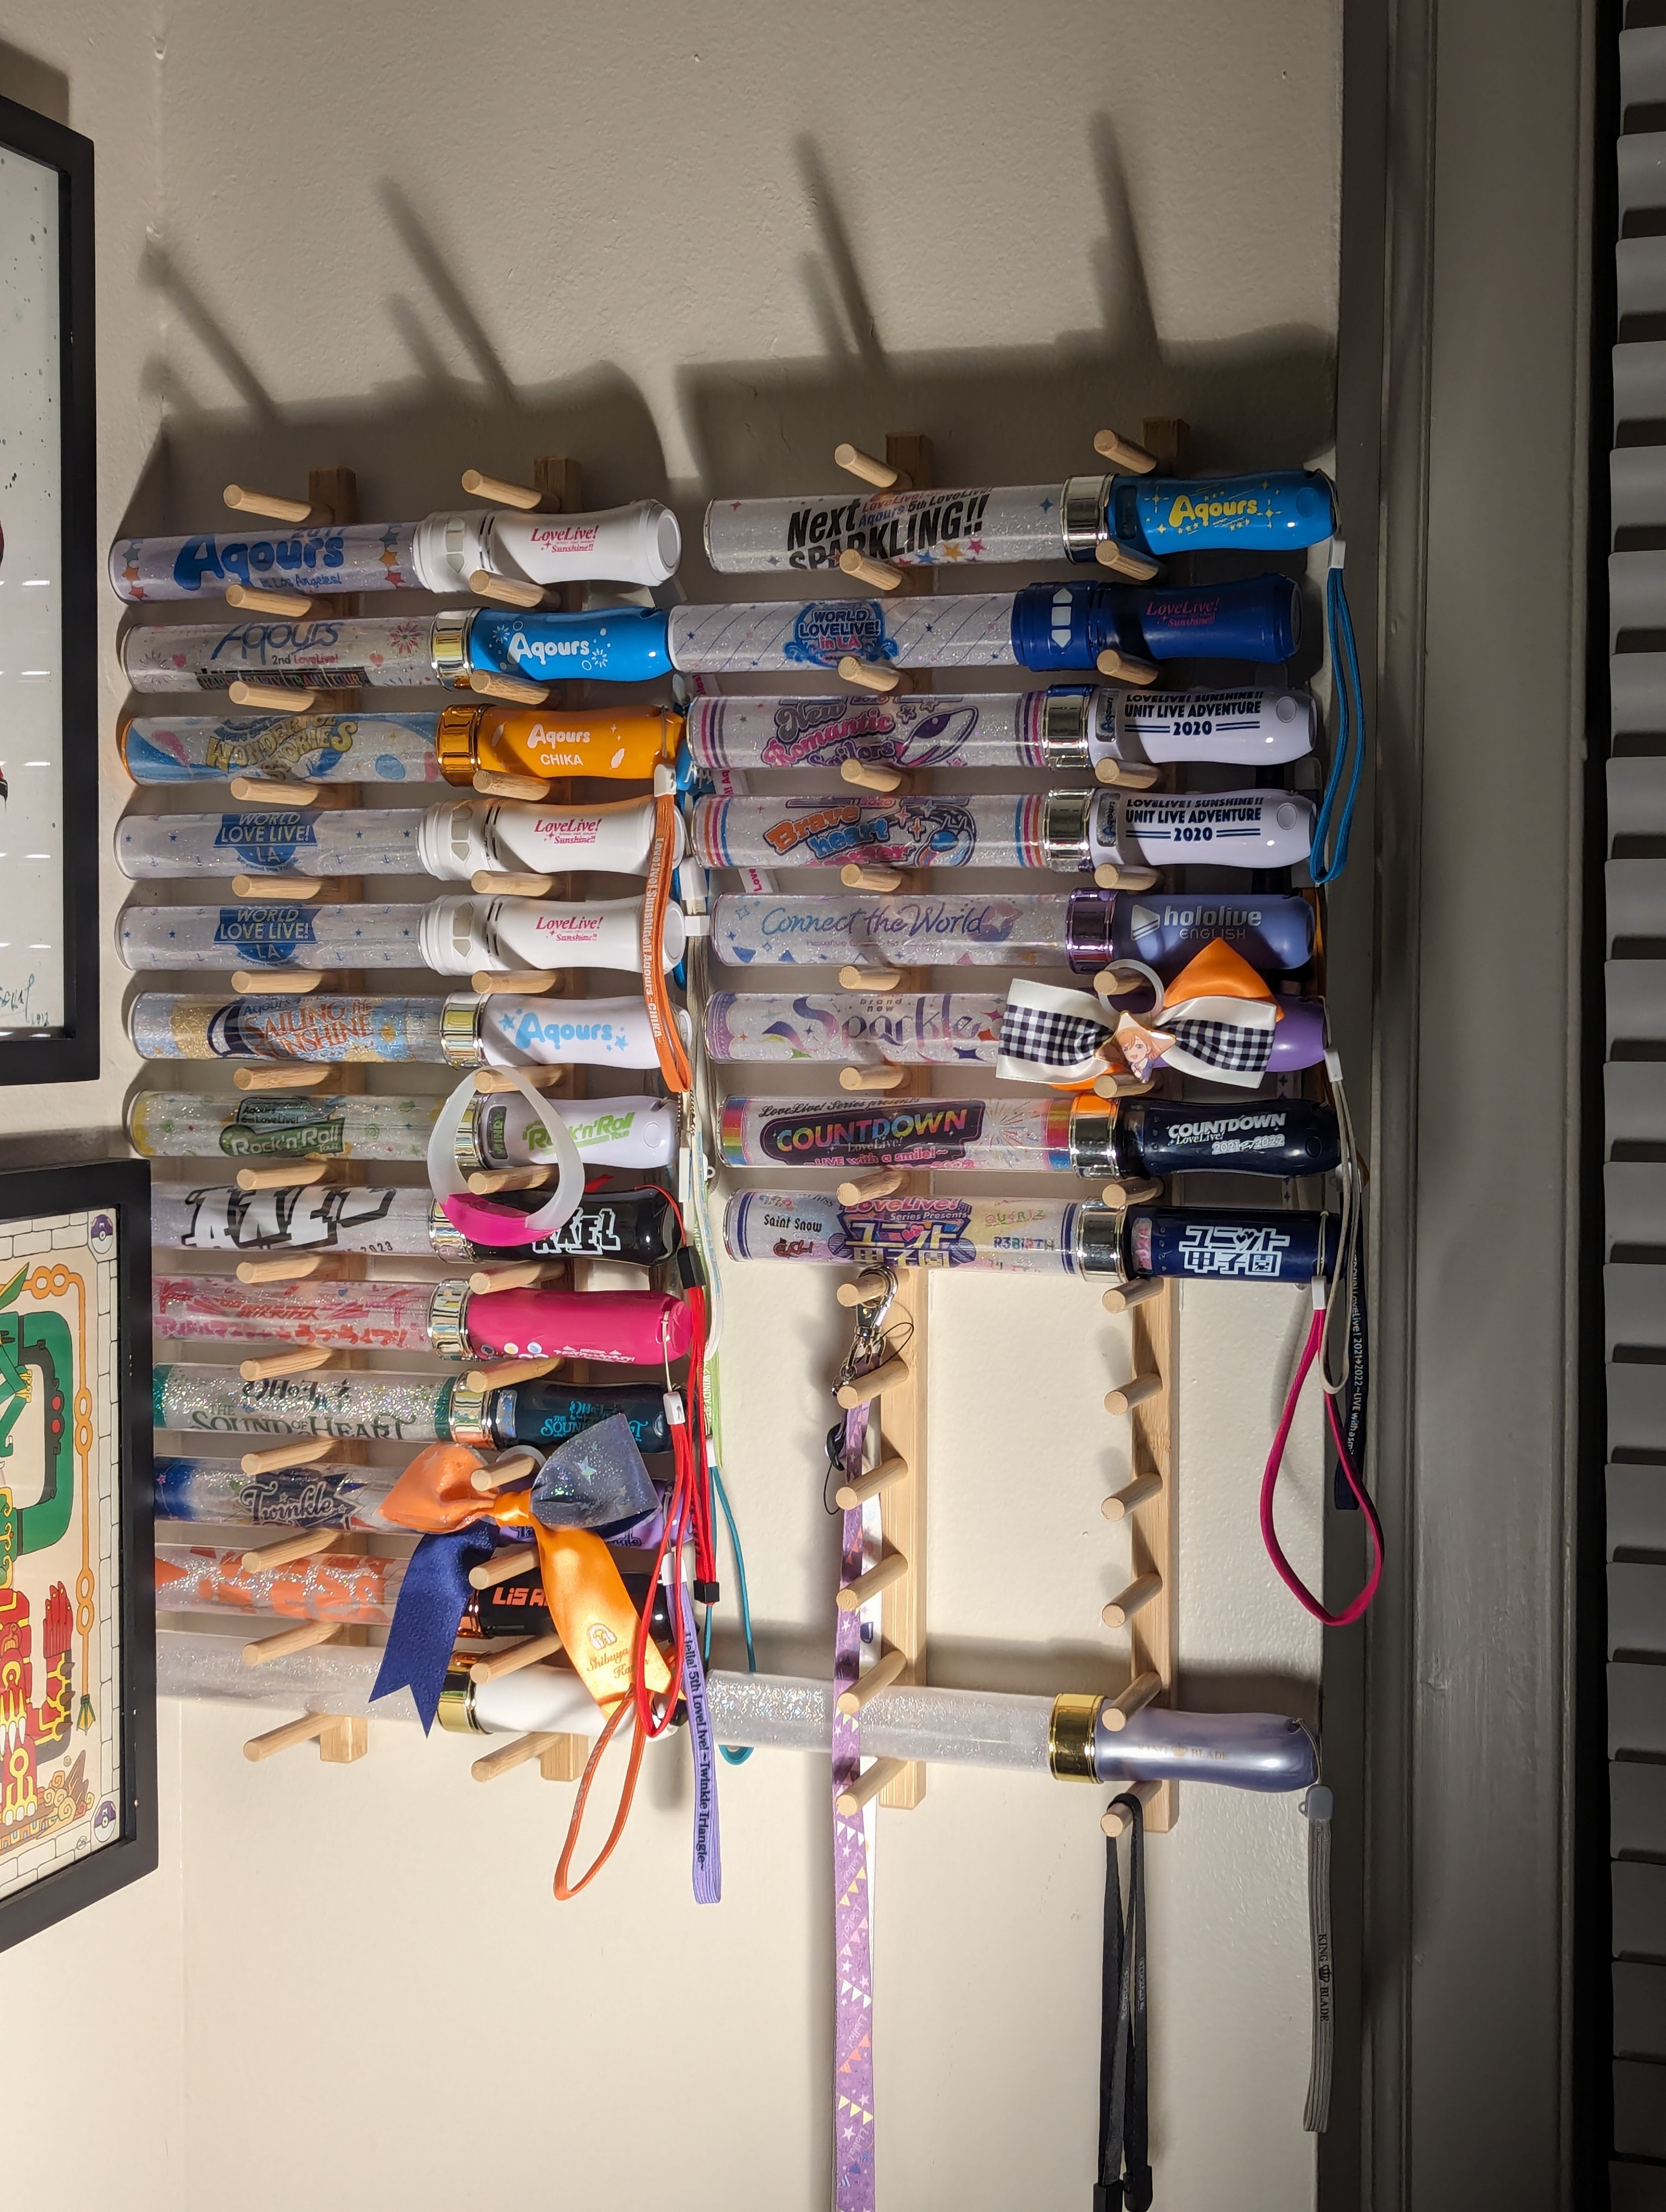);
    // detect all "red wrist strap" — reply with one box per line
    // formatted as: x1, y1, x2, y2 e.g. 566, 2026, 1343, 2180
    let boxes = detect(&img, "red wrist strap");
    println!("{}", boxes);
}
1259, 1306, 1383, 1627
